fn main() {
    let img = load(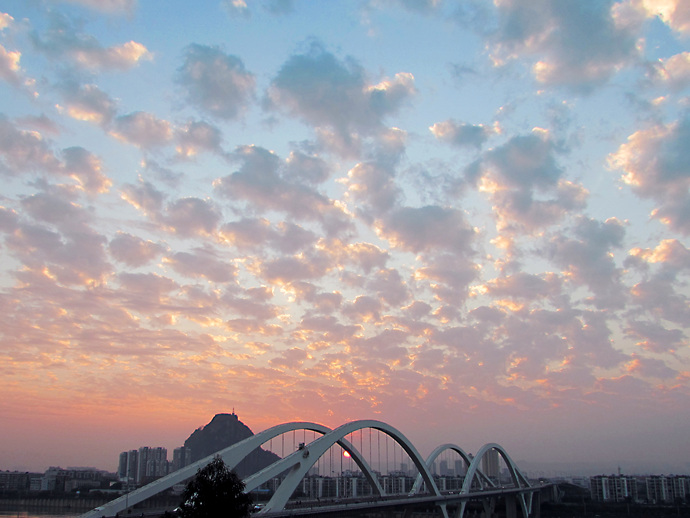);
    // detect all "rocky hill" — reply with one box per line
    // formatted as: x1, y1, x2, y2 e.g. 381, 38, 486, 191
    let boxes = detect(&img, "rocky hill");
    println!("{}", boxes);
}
184, 413, 280, 478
